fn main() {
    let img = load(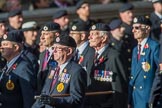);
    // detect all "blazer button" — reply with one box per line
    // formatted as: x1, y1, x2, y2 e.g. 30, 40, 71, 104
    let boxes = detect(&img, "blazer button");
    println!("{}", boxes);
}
0, 102, 3, 106
140, 86, 143, 89
144, 76, 147, 79
130, 76, 133, 79
133, 86, 136, 90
